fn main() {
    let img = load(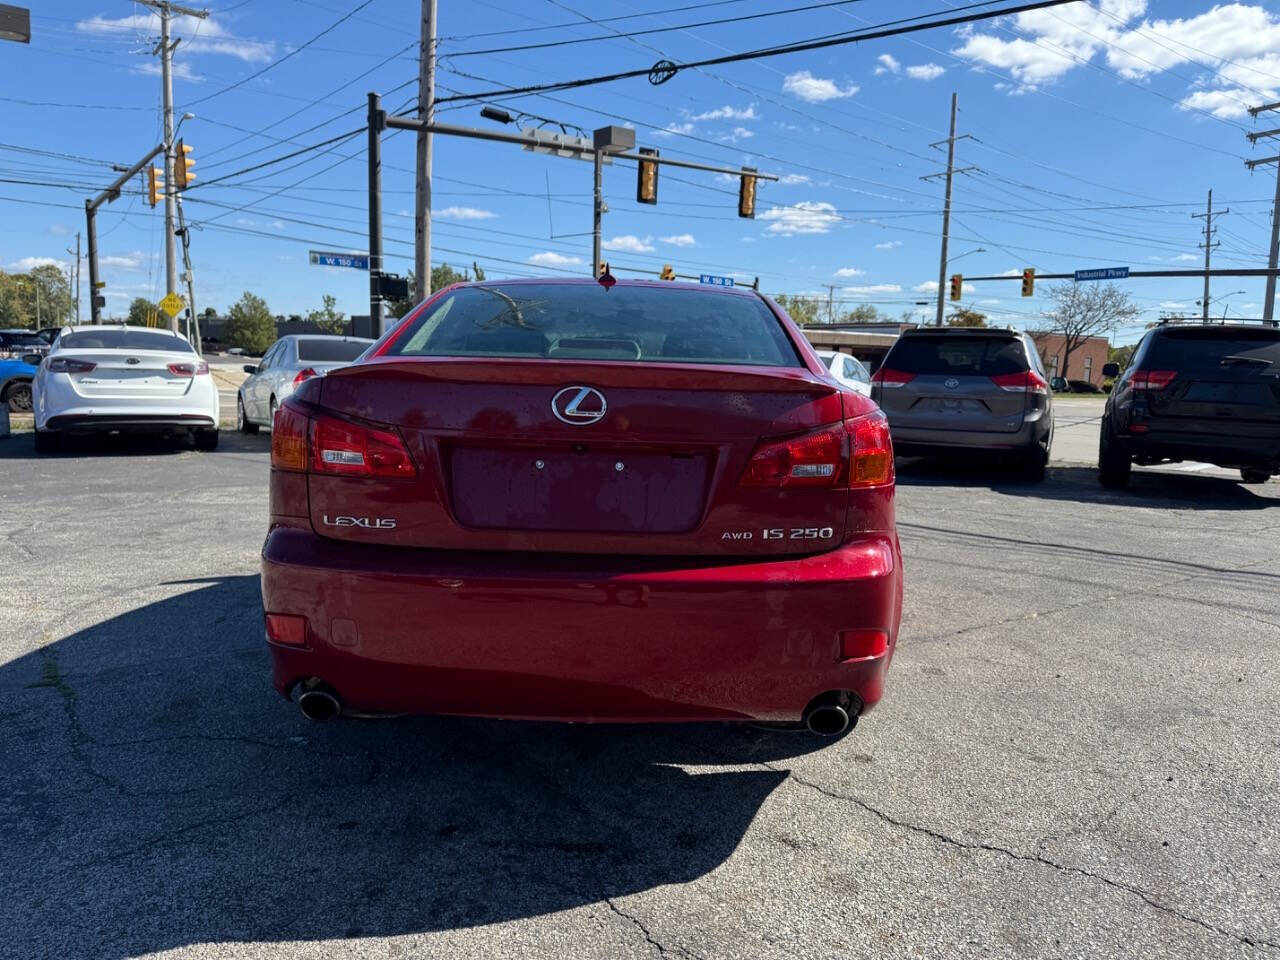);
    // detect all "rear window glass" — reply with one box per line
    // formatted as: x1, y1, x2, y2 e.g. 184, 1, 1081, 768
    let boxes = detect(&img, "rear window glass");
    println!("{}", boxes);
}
385, 283, 800, 366
1149, 329, 1280, 369
60, 328, 195, 353
297, 338, 369, 362
885, 335, 1027, 376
